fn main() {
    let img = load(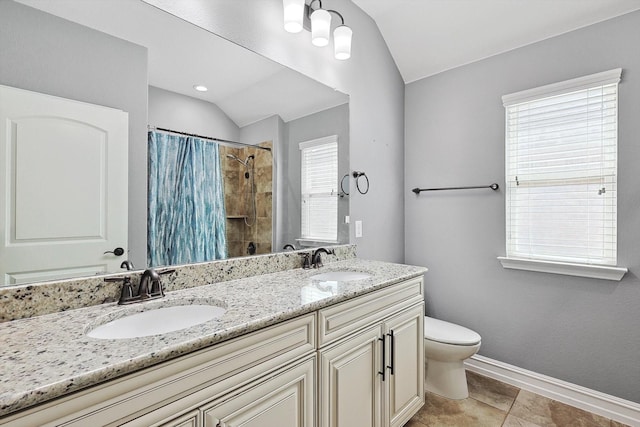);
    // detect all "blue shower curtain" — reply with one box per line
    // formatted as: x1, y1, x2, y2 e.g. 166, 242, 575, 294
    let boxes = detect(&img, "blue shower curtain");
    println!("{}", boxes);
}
148, 131, 227, 267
